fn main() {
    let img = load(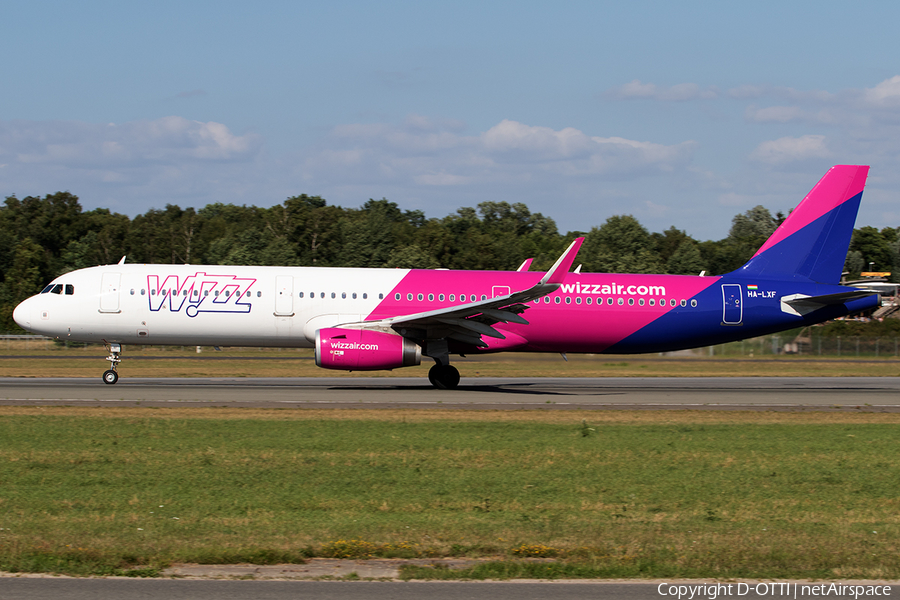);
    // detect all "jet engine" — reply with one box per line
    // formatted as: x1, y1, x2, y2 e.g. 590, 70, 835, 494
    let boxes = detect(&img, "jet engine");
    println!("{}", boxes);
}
315, 327, 421, 371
